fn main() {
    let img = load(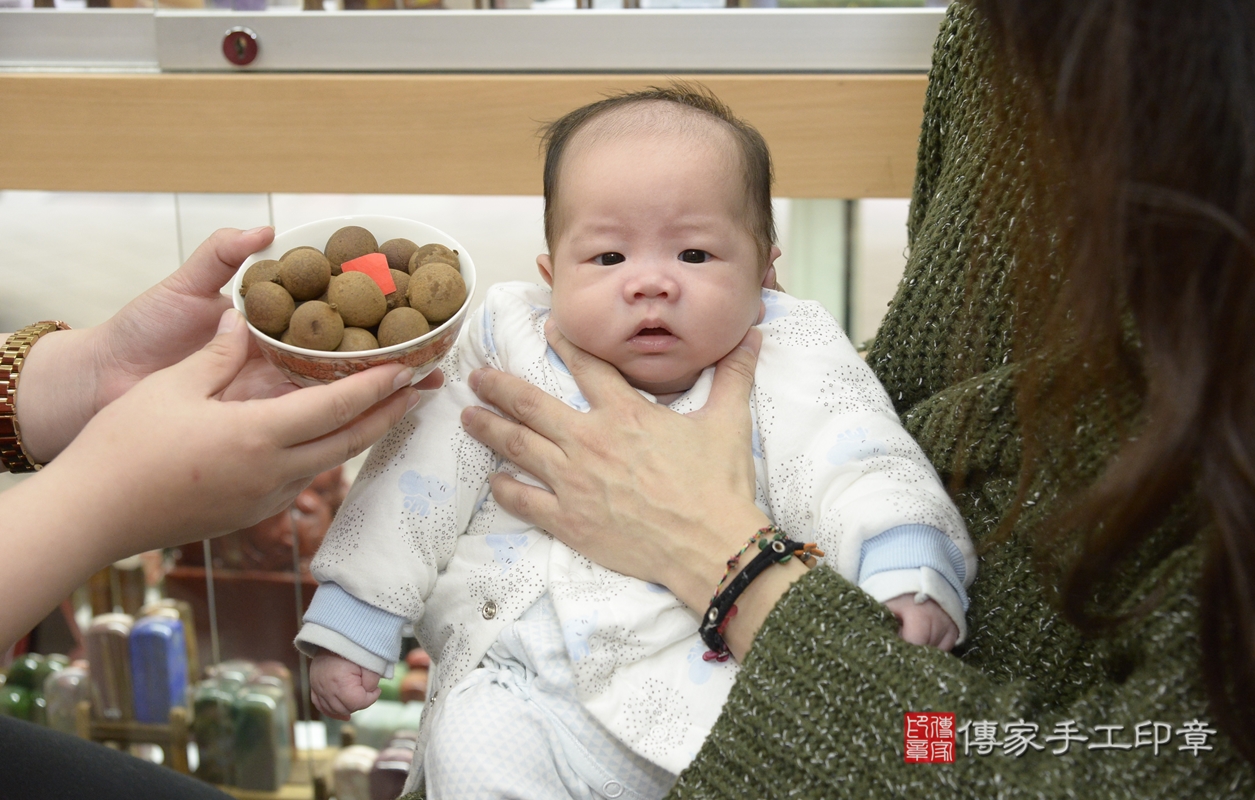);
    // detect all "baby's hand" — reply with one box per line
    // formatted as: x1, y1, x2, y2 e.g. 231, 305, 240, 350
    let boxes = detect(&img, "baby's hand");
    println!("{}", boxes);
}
309, 650, 382, 721
884, 594, 959, 652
